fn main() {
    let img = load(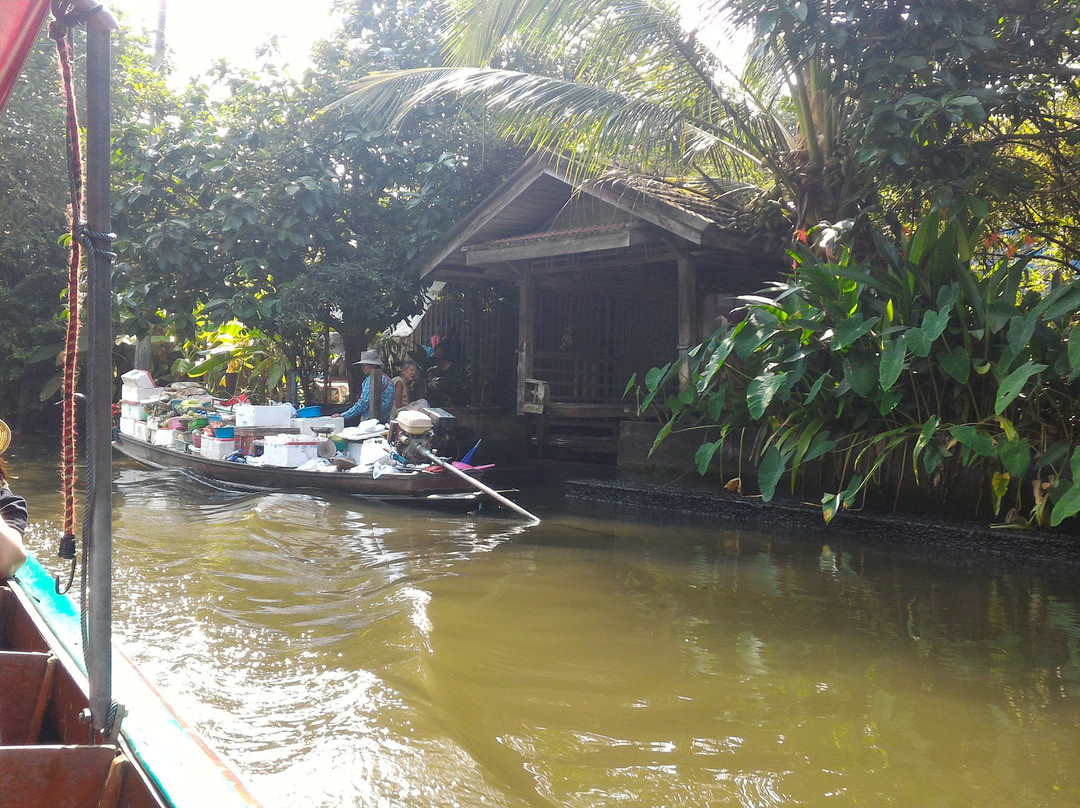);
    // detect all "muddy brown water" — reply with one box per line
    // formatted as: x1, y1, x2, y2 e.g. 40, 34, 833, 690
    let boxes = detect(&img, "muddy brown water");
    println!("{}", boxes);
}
7, 439, 1080, 806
